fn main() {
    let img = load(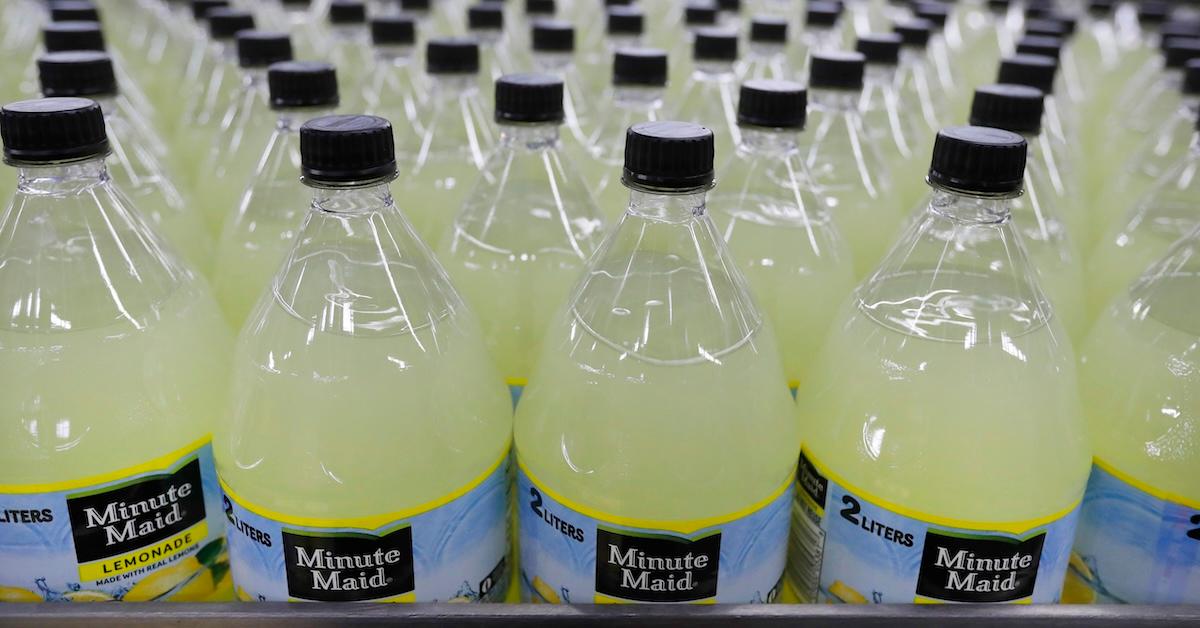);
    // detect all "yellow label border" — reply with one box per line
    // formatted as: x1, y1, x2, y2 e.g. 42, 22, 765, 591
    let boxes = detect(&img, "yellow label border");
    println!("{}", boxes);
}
78, 521, 208, 581
1093, 457, 1200, 510
0, 436, 212, 494
801, 447, 1081, 535
221, 444, 511, 530
517, 456, 794, 535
